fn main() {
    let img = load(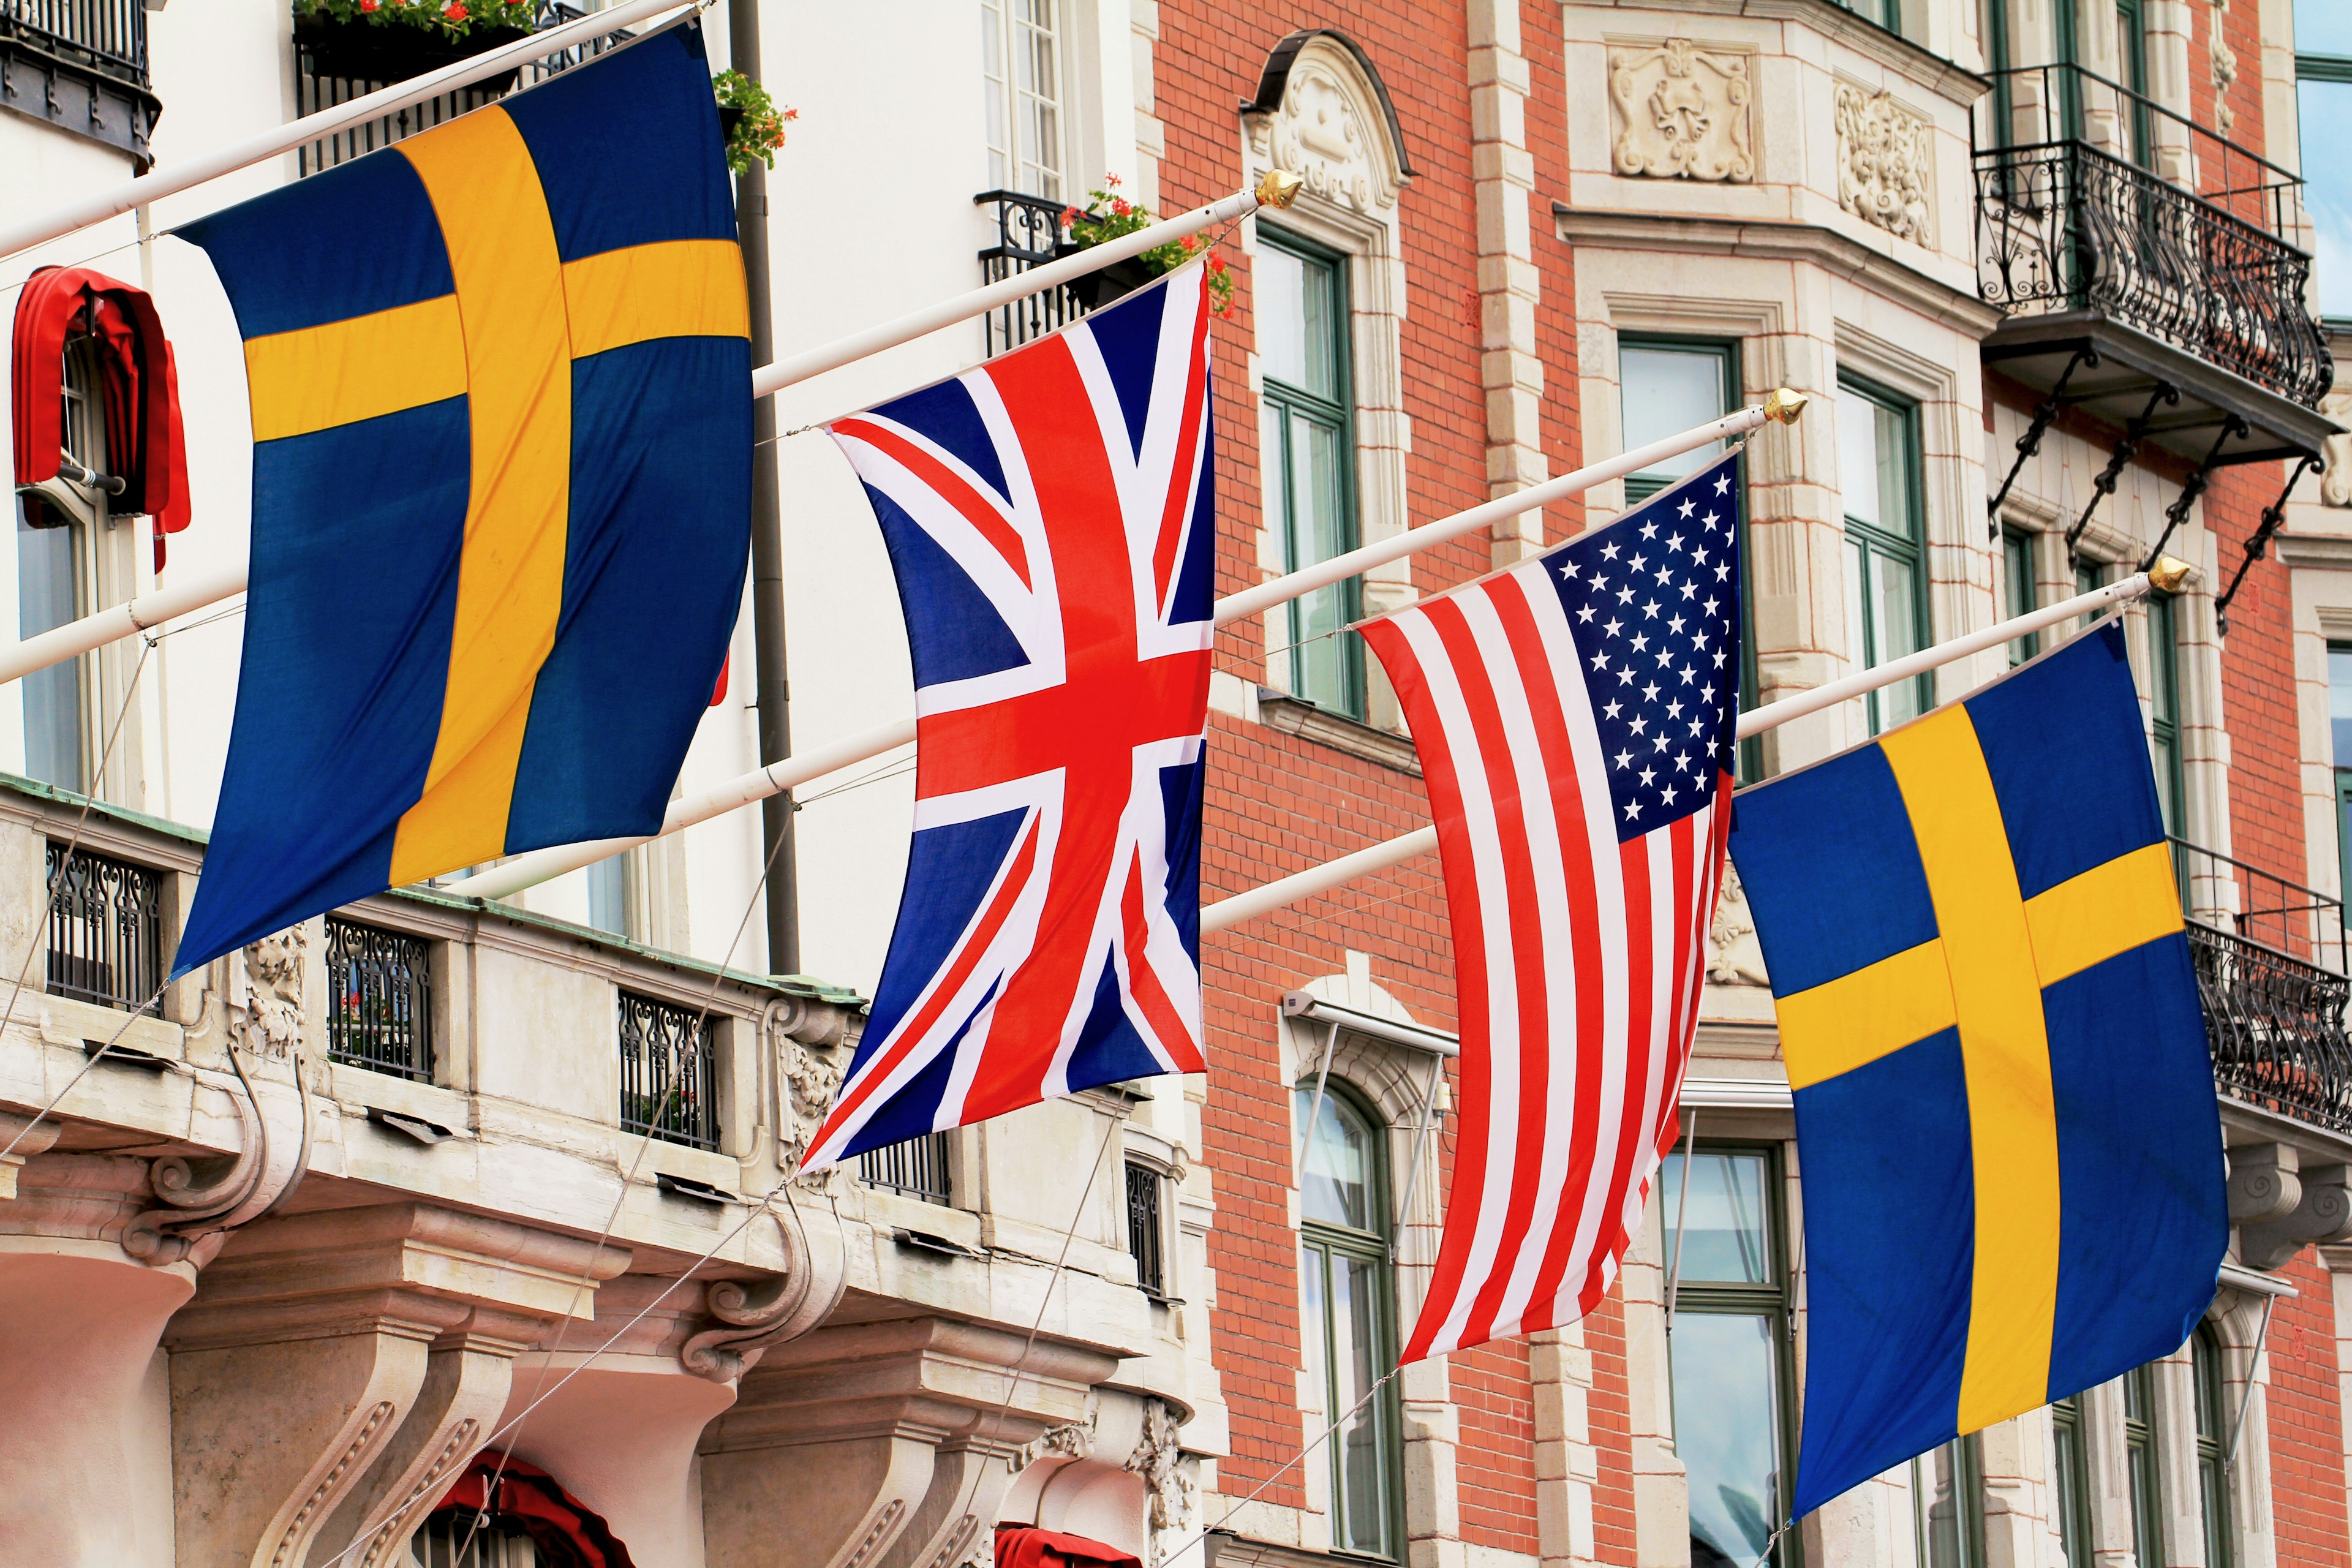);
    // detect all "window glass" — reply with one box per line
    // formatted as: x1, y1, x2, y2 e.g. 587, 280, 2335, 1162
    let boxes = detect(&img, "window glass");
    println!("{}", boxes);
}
2051, 1396, 2092, 1566
1912, 1438, 1986, 1567
1622, 344, 1730, 494
2301, 0, 2352, 53
2146, 594, 2184, 839
2195, 1325, 2233, 1568
2124, 1364, 2164, 1567
981, 0, 1063, 200
1297, 1082, 1398, 1558
2334, 646, 2352, 898
586, 851, 631, 938
1261, 234, 1363, 718
1660, 1148, 1771, 1284
2301, 1, 2352, 320
2003, 529, 2039, 666
1674, 1311, 1782, 1567
1838, 377, 1928, 733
